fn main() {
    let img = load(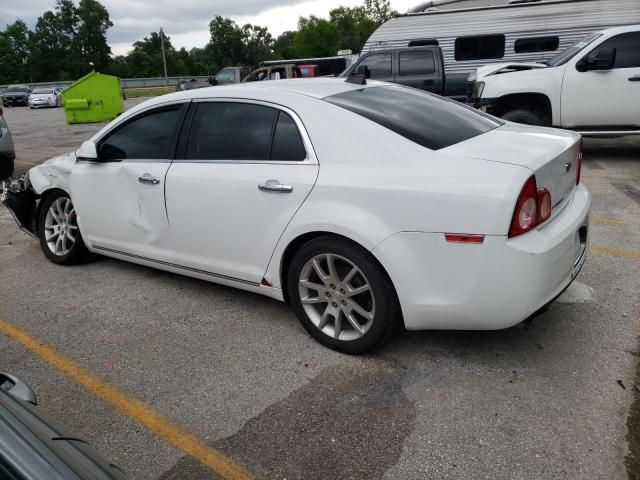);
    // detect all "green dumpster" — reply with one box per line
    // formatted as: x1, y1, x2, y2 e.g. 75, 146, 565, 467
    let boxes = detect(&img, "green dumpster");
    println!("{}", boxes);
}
62, 71, 124, 124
